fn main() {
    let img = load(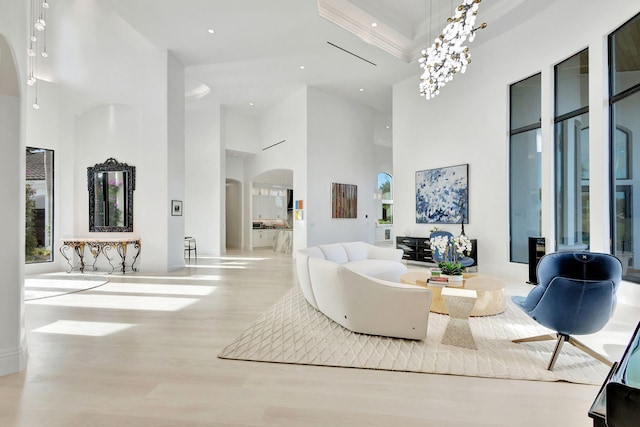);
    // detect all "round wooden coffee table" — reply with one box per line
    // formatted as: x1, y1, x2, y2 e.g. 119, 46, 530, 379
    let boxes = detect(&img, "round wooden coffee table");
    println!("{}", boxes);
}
400, 271, 506, 317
